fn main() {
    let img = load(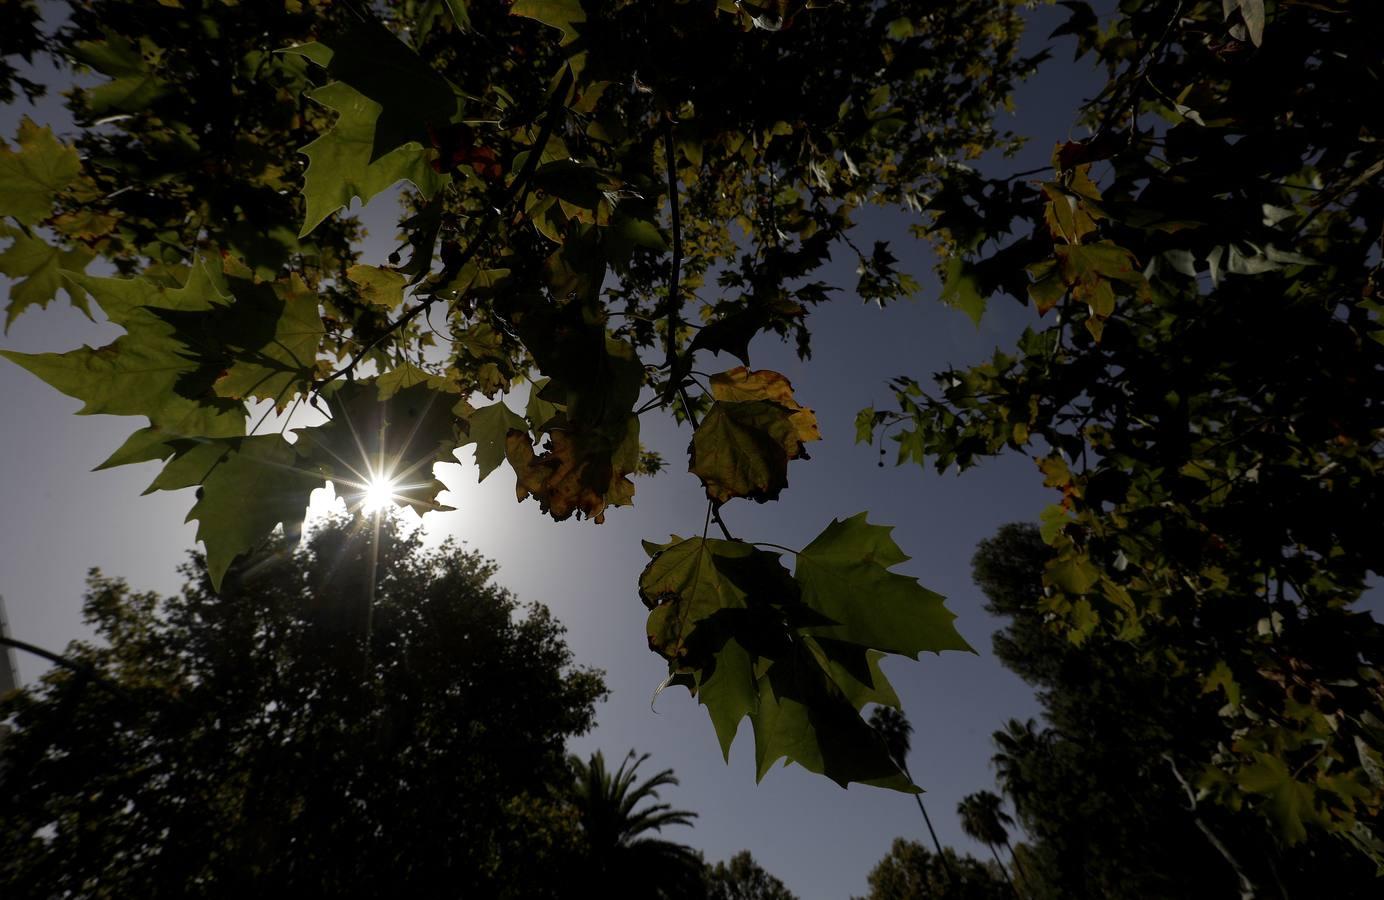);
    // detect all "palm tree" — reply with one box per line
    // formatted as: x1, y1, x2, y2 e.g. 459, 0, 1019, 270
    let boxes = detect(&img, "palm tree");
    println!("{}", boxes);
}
958, 790, 1022, 899
570, 750, 704, 899
869, 707, 955, 884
